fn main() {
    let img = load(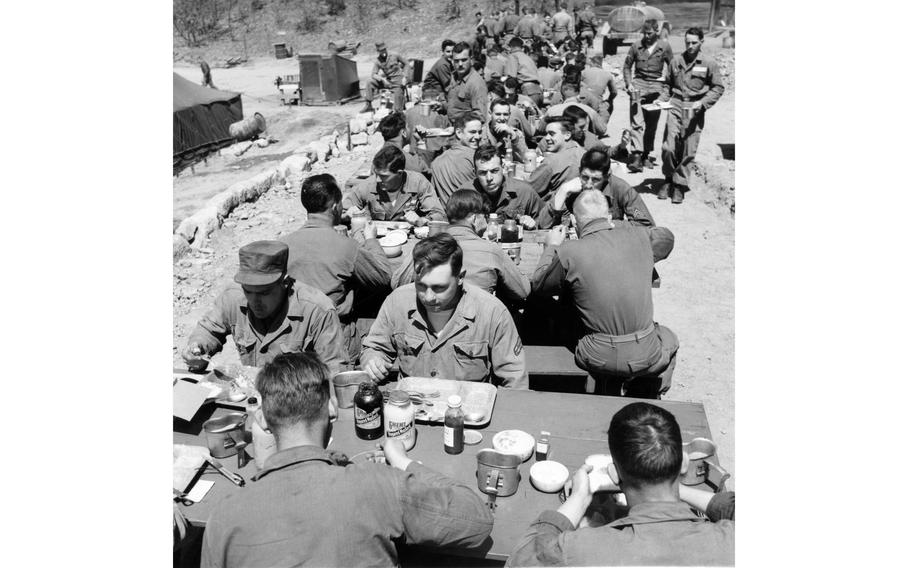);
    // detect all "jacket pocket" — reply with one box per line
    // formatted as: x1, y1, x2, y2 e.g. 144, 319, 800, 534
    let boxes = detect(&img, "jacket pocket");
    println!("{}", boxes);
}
453, 341, 491, 381
279, 338, 306, 354
395, 333, 425, 372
